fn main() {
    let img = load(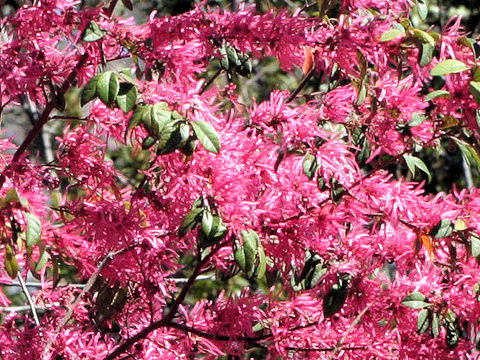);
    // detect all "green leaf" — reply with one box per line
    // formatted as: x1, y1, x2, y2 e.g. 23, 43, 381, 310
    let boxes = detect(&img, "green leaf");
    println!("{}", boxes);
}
147, 103, 172, 139
403, 154, 432, 182
431, 219, 453, 238
26, 212, 42, 247
446, 321, 459, 349
157, 121, 190, 155
5, 245, 18, 279
34, 250, 49, 272
96, 71, 119, 107
381, 29, 403, 42
179, 200, 204, 237
430, 59, 469, 76
459, 37, 476, 59
402, 292, 431, 309
419, 43, 434, 67
413, 29, 435, 47
241, 230, 259, 278
255, 246, 267, 279
81, 75, 100, 106
416, 1, 428, 20
408, 113, 425, 127
323, 281, 348, 317
201, 211, 214, 238
129, 105, 149, 129
209, 216, 227, 241
303, 153, 318, 180
450, 137, 480, 170
417, 309, 430, 334
472, 66, 480, 82
116, 82, 137, 113
470, 81, 480, 105
432, 312, 440, 337
83, 21, 106, 42
471, 233, 480, 258
191, 121, 221, 154
234, 239, 246, 272
141, 136, 157, 150
424, 90, 450, 101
